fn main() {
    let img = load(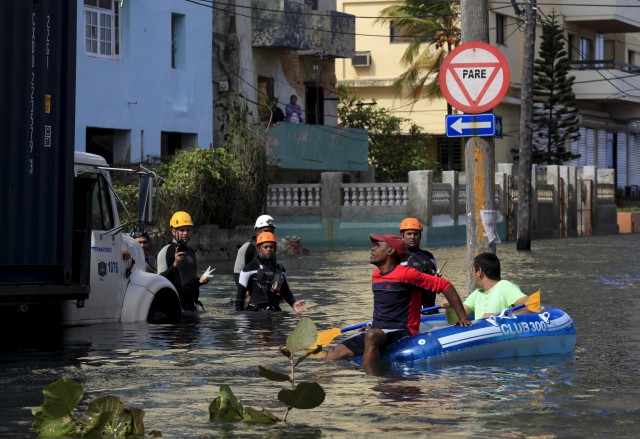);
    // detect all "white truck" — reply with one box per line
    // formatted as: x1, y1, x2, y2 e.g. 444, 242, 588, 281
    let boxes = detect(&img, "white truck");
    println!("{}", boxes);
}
0, 0, 181, 325
0, 151, 182, 326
